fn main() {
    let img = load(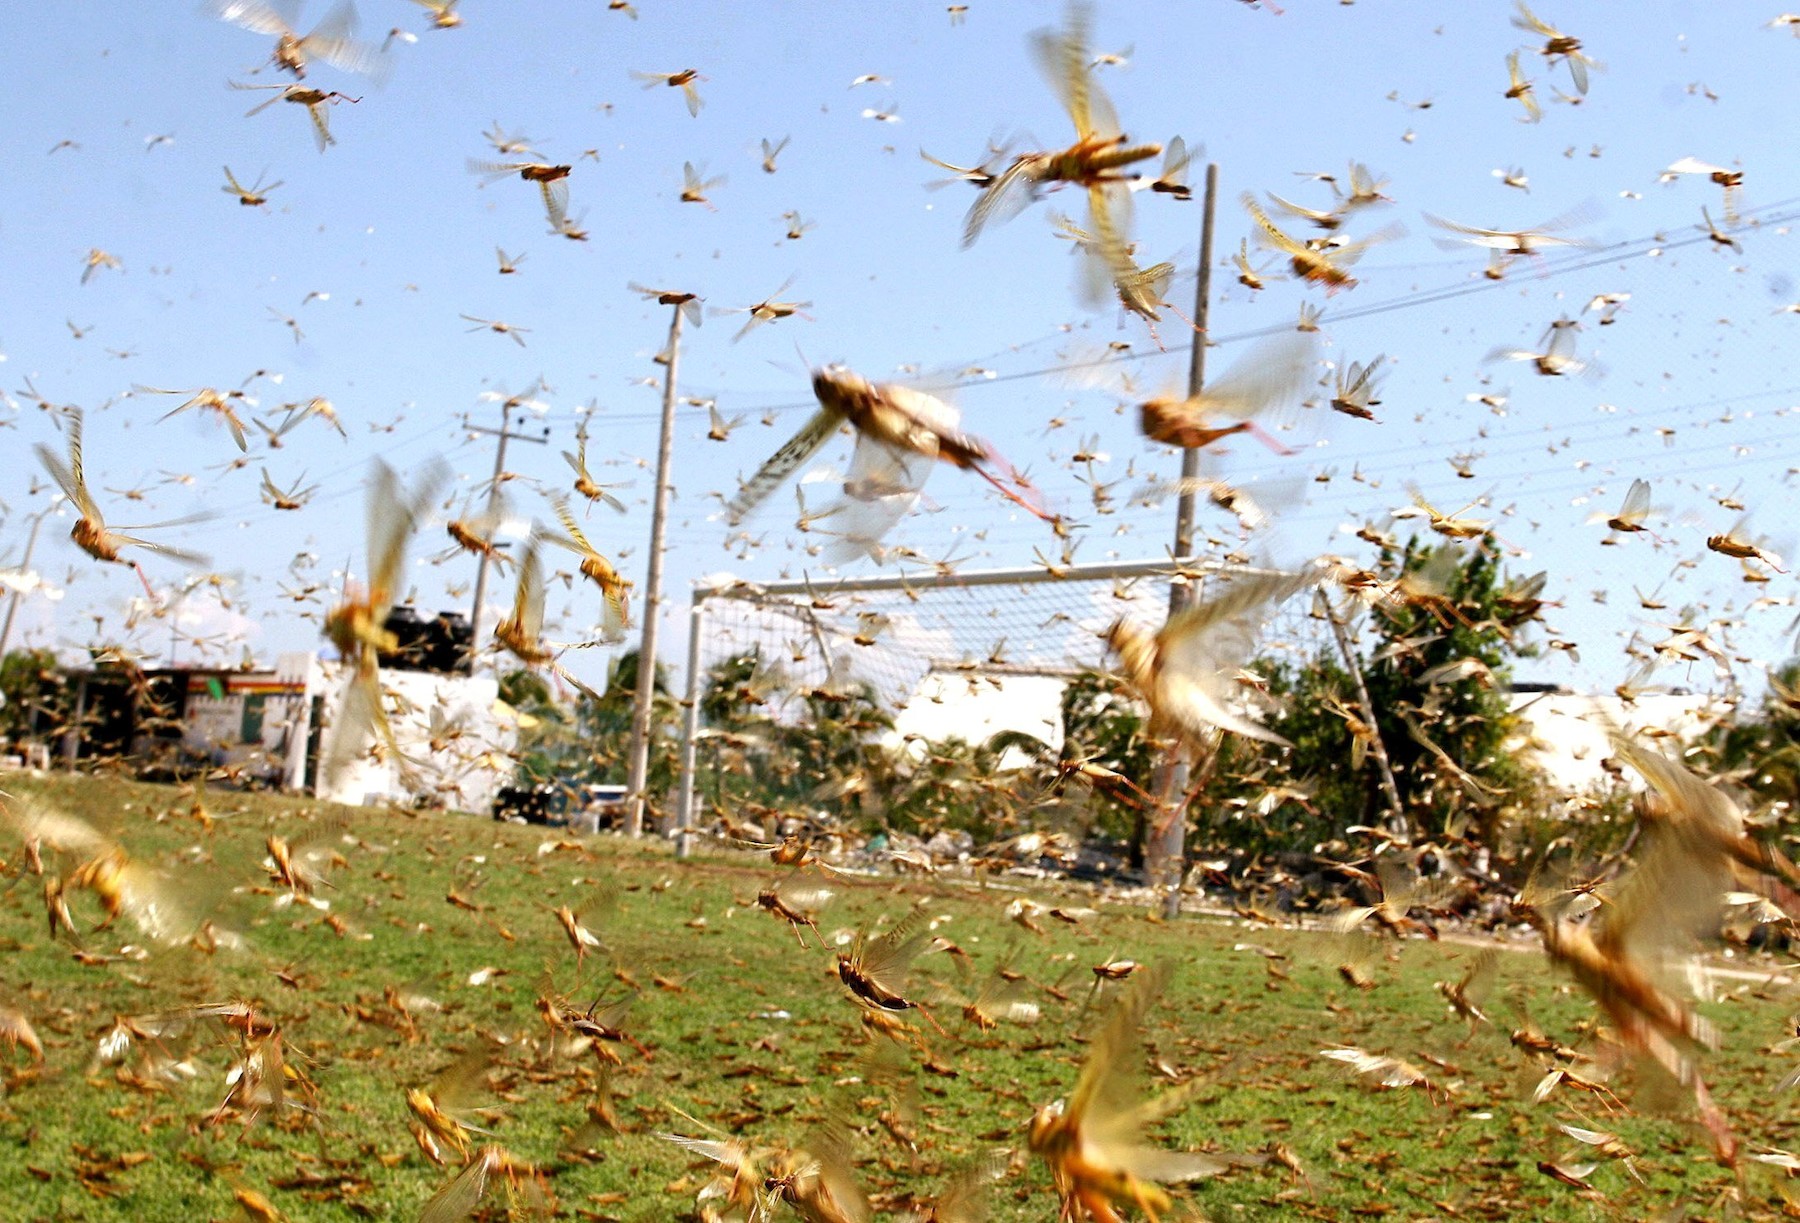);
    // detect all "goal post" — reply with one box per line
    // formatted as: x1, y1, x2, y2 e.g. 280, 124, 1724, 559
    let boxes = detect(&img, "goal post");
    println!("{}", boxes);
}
670, 555, 1320, 857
